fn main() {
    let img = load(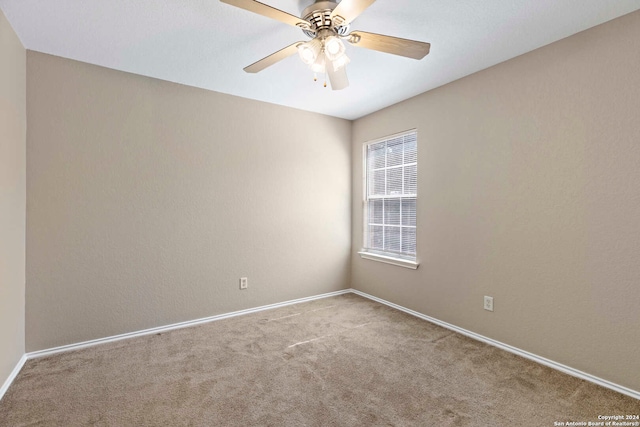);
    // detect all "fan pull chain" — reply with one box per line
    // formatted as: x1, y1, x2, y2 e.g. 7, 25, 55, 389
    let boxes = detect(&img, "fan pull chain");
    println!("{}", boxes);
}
311, 72, 327, 88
